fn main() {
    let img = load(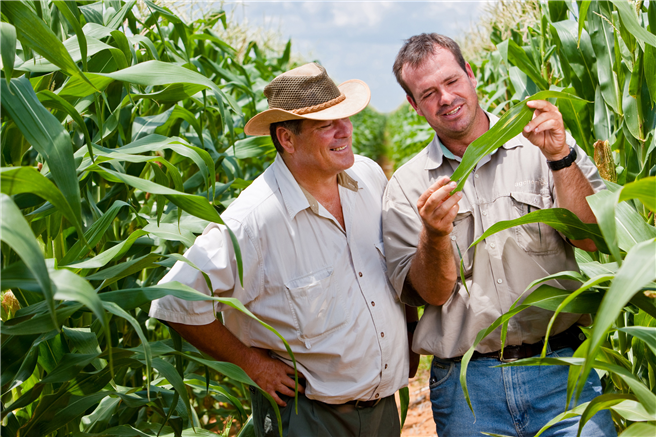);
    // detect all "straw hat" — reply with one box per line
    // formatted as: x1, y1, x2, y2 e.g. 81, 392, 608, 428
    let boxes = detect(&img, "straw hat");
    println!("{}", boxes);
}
244, 63, 371, 136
